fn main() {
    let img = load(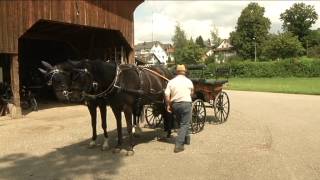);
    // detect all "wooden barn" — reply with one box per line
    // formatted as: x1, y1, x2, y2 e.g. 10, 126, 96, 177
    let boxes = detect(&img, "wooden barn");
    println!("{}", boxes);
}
0, 0, 144, 118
